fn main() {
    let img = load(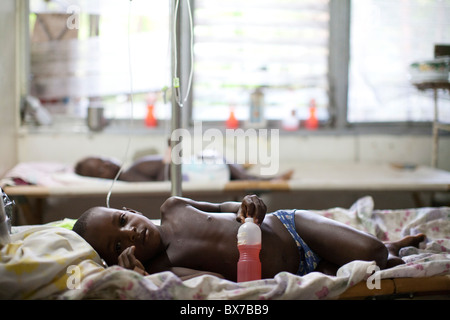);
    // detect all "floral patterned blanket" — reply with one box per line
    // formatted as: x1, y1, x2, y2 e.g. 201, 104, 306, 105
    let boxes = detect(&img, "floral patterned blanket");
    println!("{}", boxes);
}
1, 196, 449, 300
